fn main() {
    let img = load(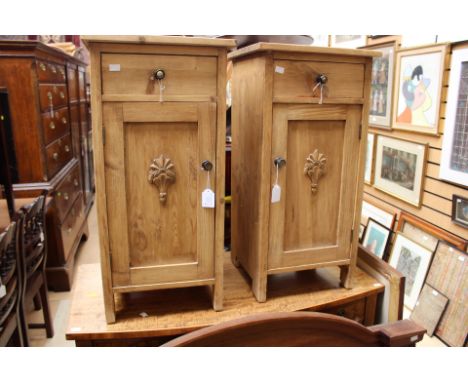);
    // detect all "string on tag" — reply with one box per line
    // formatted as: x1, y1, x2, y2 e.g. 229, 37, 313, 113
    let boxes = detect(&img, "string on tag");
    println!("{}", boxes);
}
206, 170, 211, 189
312, 82, 324, 105
158, 79, 165, 103
275, 162, 279, 186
